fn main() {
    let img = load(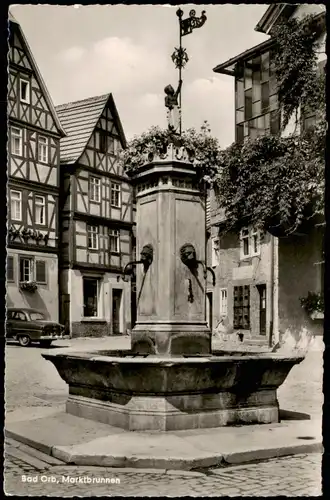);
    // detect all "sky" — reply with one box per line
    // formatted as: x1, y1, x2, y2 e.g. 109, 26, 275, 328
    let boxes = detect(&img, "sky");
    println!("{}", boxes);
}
10, 4, 269, 147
